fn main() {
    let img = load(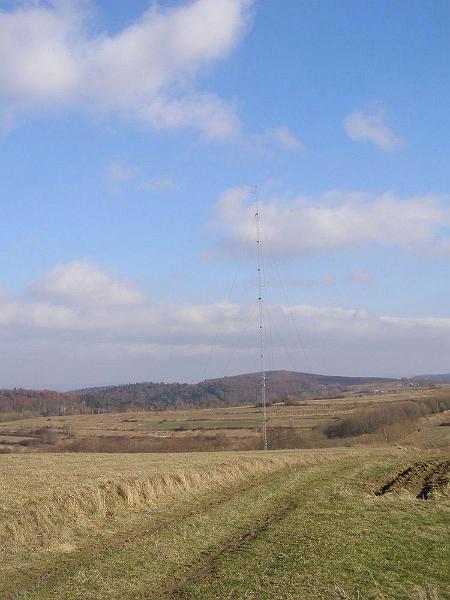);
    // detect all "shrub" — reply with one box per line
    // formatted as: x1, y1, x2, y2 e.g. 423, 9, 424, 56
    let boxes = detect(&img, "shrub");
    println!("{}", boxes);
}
321, 394, 450, 439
